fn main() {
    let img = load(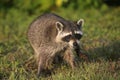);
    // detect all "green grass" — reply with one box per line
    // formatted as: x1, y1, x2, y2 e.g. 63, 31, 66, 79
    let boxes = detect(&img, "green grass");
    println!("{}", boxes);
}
0, 7, 120, 80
